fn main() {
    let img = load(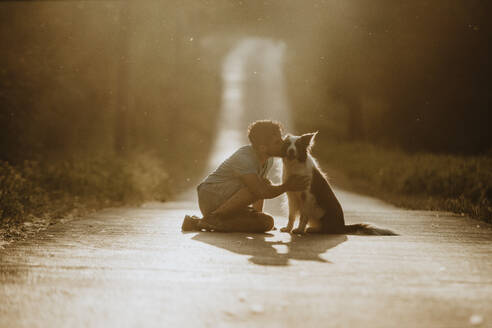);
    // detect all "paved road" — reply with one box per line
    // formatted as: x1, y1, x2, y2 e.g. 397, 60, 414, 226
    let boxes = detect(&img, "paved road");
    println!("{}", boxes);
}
2, 38, 491, 328
1, 191, 491, 328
